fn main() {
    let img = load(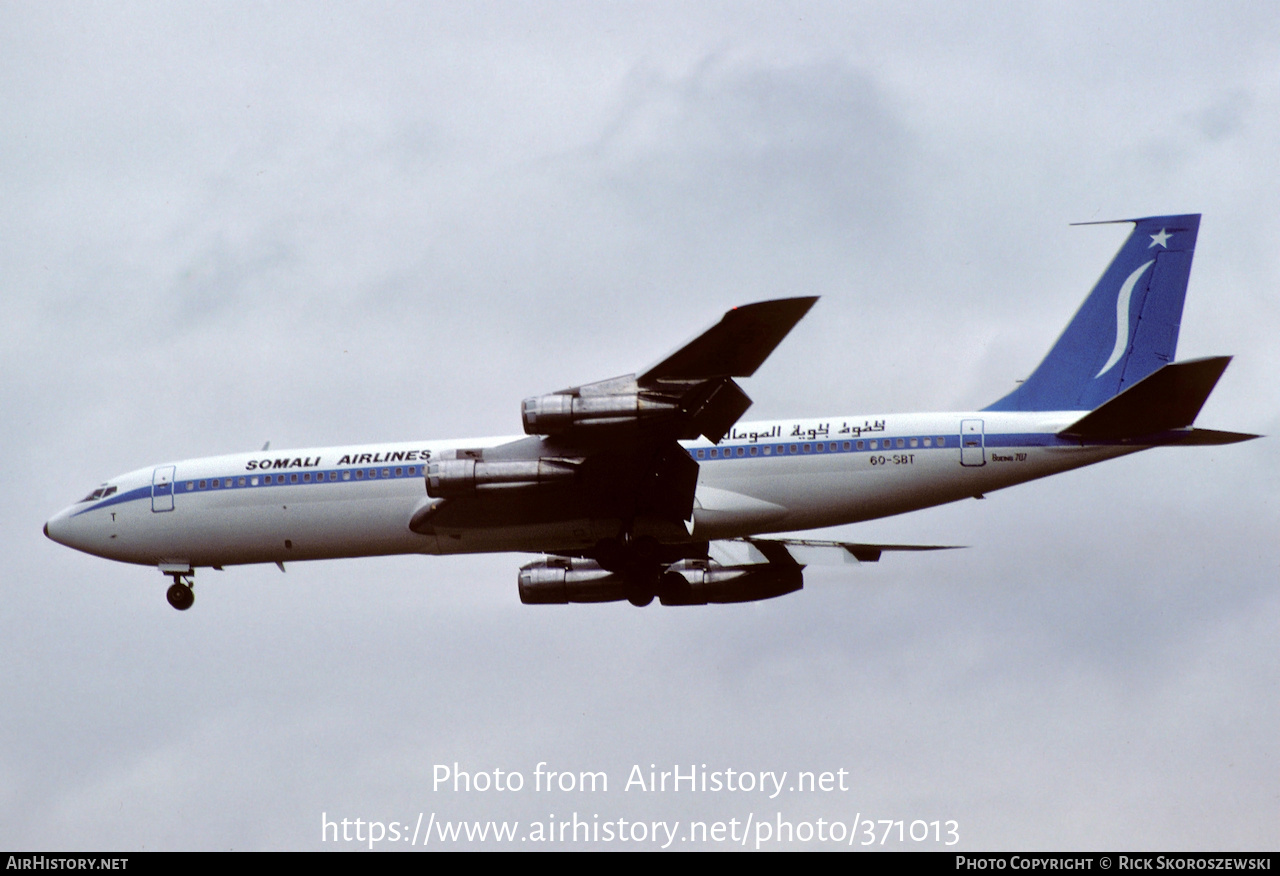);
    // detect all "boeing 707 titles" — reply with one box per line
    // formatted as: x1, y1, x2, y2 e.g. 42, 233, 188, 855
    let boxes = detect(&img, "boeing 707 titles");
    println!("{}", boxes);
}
45, 214, 1256, 610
